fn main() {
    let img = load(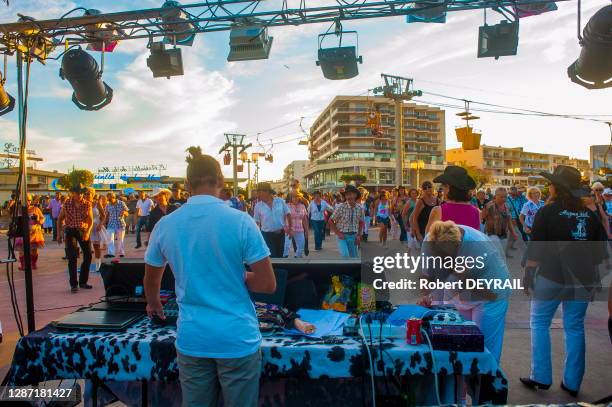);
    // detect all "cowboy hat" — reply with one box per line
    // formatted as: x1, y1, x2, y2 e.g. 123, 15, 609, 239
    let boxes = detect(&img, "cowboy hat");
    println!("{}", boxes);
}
150, 187, 172, 198
433, 166, 476, 191
342, 184, 361, 199
540, 165, 590, 198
